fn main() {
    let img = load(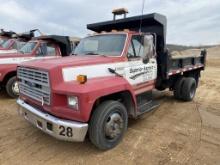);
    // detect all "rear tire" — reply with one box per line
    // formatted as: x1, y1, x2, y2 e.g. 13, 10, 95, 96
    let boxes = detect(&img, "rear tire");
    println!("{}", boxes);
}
89, 101, 128, 150
173, 77, 185, 100
6, 76, 19, 98
181, 77, 196, 101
